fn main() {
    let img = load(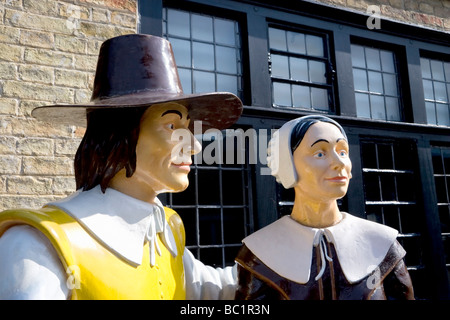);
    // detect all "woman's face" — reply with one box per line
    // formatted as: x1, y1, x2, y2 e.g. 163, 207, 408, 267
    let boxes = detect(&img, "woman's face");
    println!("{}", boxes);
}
293, 121, 352, 202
